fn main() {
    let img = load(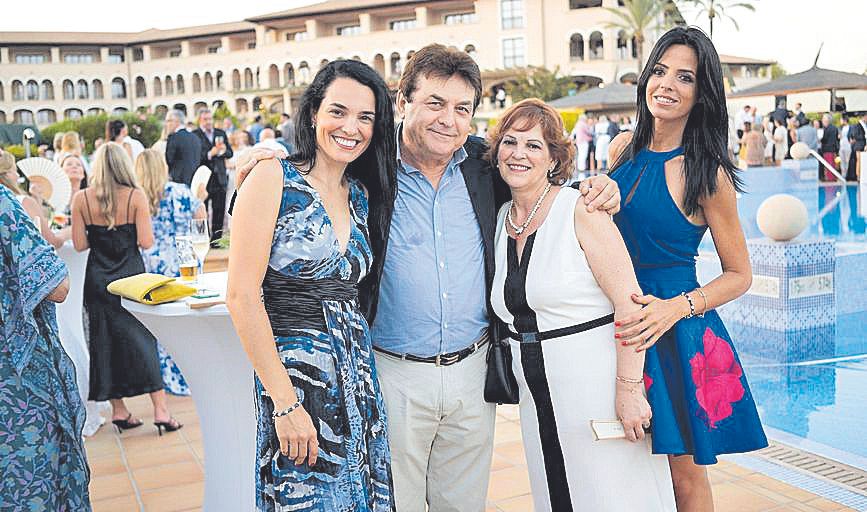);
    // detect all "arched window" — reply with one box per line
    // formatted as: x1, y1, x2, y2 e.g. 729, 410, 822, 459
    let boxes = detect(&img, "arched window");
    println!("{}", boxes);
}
165, 76, 174, 95
62, 80, 74, 100
0, 82, 4, 102
14, 109, 35, 124
76, 79, 89, 99
26, 80, 39, 101
112, 107, 128, 116
319, 59, 329, 71
12, 80, 24, 101
232, 69, 241, 90
176, 75, 185, 94
153, 77, 163, 96
389, 52, 401, 78
464, 45, 477, 60
617, 30, 628, 59
87, 107, 105, 116
36, 109, 56, 125
269, 64, 280, 89
589, 31, 604, 60
284, 63, 295, 87
192, 73, 201, 93
92, 79, 104, 99
63, 108, 83, 120
0, 111, 6, 124
631, 36, 639, 59
135, 76, 147, 98
298, 62, 310, 85
406, 50, 415, 62
194, 101, 208, 114
40, 80, 54, 100
243, 68, 253, 89
203, 72, 213, 92
570, 34, 584, 61
215, 71, 224, 90
111, 78, 126, 99
154, 105, 168, 118
235, 98, 248, 113
372, 54, 385, 77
